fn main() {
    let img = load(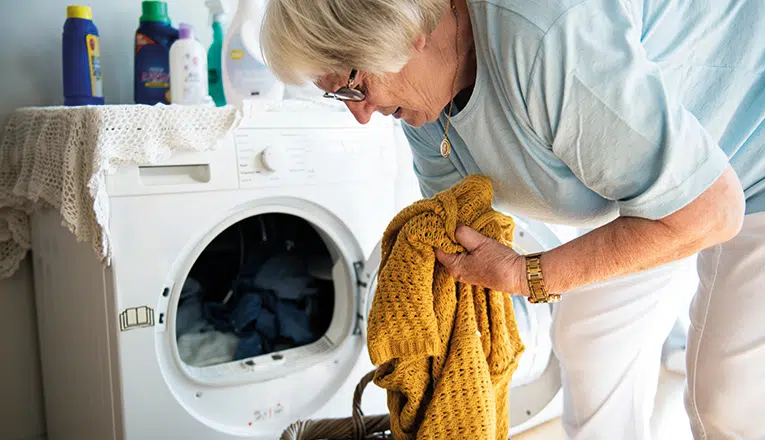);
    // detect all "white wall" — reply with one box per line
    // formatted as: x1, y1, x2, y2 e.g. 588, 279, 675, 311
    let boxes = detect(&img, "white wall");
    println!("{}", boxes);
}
0, 261, 44, 440
0, 1, 221, 438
